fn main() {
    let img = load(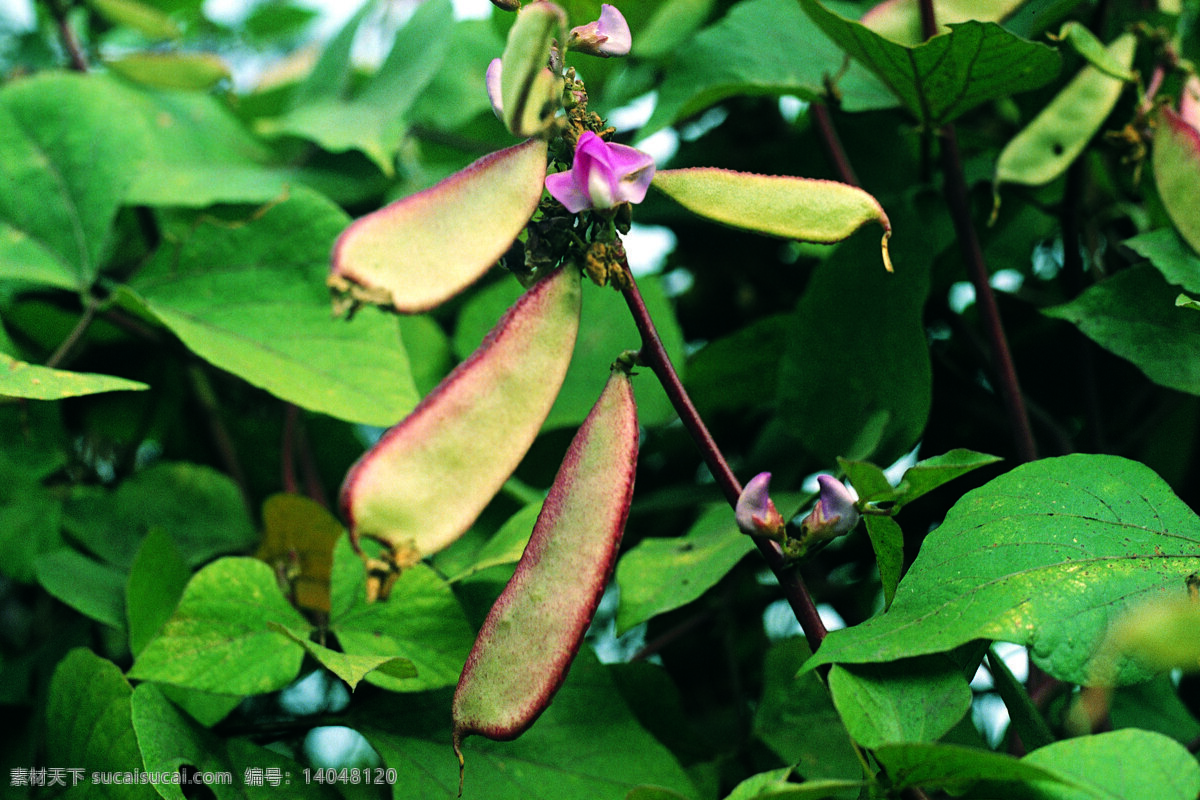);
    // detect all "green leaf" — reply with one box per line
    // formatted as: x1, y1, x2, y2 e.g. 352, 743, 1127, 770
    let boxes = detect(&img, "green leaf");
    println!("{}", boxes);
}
1110, 674, 1200, 745
827, 656, 971, 749
893, 449, 1003, 509
446, 501, 542, 583
46, 649, 159, 800
0, 352, 148, 399
453, 273, 684, 429
640, 0, 896, 137
0, 470, 65, 583
330, 538, 476, 691
1153, 107, 1200, 255
63, 462, 257, 570
105, 53, 231, 91
777, 198, 950, 465
872, 742, 1064, 794
90, 0, 181, 39
752, 638, 861, 782
651, 169, 893, 271
1052, 21, 1136, 80
722, 769, 864, 799
263, 0, 454, 172
35, 549, 127, 629
1044, 264, 1200, 396
0, 73, 149, 290
685, 314, 788, 416
268, 622, 417, 691
132, 682, 335, 800
126, 528, 191, 657
355, 650, 697, 799
864, 515, 904, 609
986, 646, 1055, 751
615, 503, 757, 634
804, 454, 1200, 685
128, 557, 312, 694
860, 0, 1025, 46
1126, 228, 1200, 294
798, 1, 1061, 127
126, 189, 419, 425
1020, 729, 1200, 799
